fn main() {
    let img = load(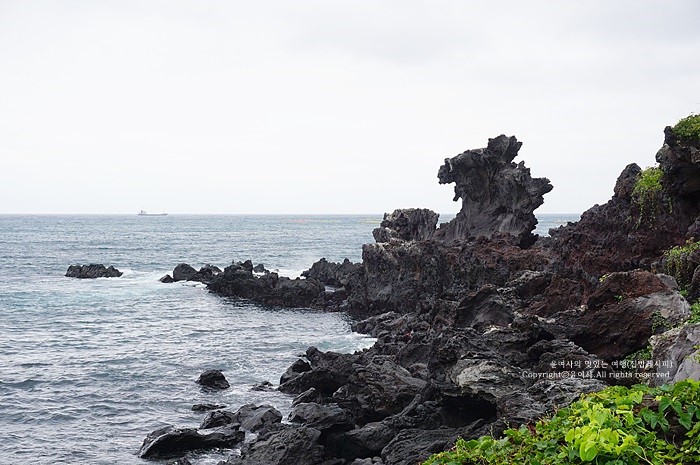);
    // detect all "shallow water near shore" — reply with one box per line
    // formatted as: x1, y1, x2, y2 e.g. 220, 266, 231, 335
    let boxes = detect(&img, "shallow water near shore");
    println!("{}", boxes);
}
0, 213, 577, 464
